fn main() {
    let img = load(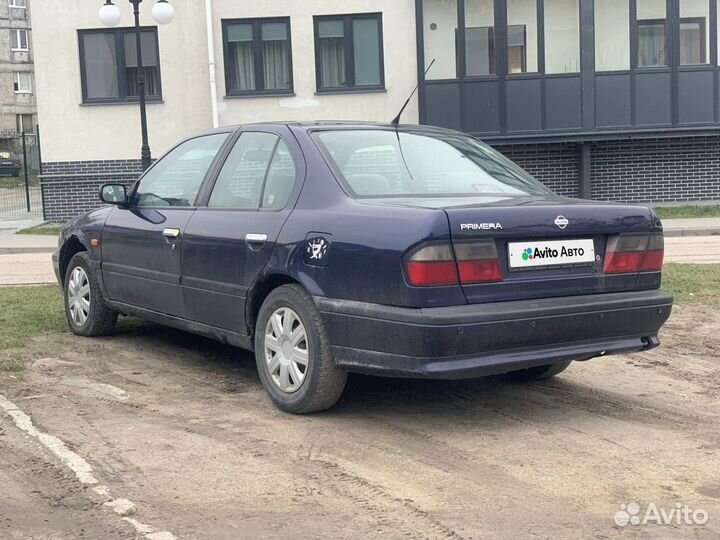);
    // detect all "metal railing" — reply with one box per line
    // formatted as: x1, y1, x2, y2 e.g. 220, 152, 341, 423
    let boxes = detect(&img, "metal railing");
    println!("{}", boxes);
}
0, 129, 44, 221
